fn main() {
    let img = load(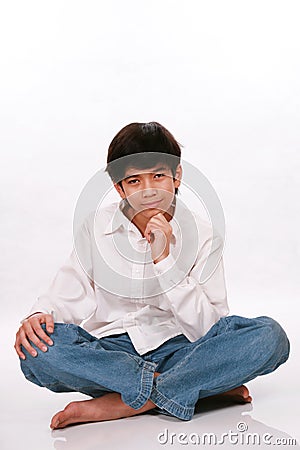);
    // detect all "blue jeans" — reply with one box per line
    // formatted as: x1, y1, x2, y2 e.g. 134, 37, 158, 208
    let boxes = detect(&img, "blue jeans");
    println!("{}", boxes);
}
20, 315, 290, 421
